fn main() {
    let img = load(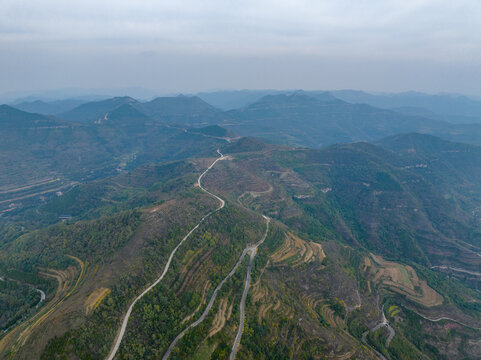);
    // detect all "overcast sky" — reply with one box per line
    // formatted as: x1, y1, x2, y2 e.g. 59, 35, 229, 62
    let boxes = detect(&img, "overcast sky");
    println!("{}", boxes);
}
1, 0, 481, 97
